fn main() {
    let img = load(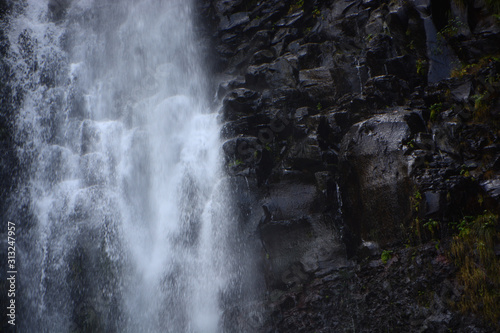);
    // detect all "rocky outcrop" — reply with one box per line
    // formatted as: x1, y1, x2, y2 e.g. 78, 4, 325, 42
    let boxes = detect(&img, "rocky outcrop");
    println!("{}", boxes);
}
340, 111, 417, 246
198, 0, 500, 330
